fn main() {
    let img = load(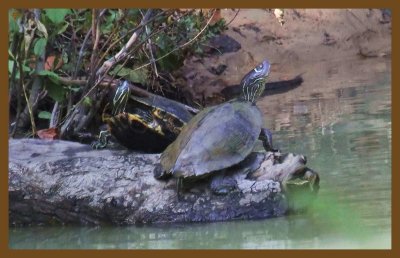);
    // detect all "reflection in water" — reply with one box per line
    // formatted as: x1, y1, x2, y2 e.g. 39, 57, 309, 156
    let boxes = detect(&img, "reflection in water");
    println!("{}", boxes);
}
268, 76, 391, 243
9, 76, 391, 249
9, 215, 389, 249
